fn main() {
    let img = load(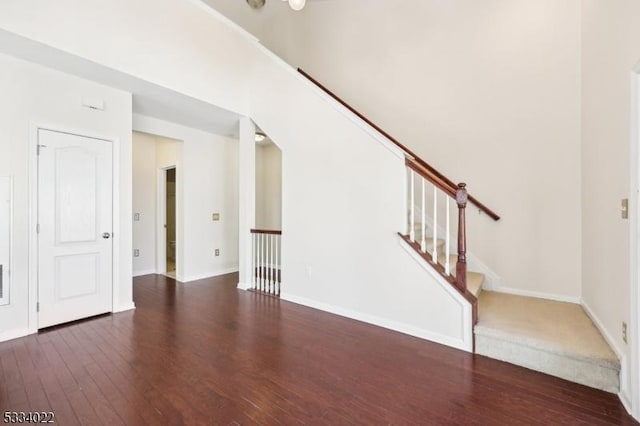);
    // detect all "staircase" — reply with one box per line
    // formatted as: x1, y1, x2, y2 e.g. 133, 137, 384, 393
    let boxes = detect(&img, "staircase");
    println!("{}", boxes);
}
408, 222, 620, 393
300, 68, 621, 395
